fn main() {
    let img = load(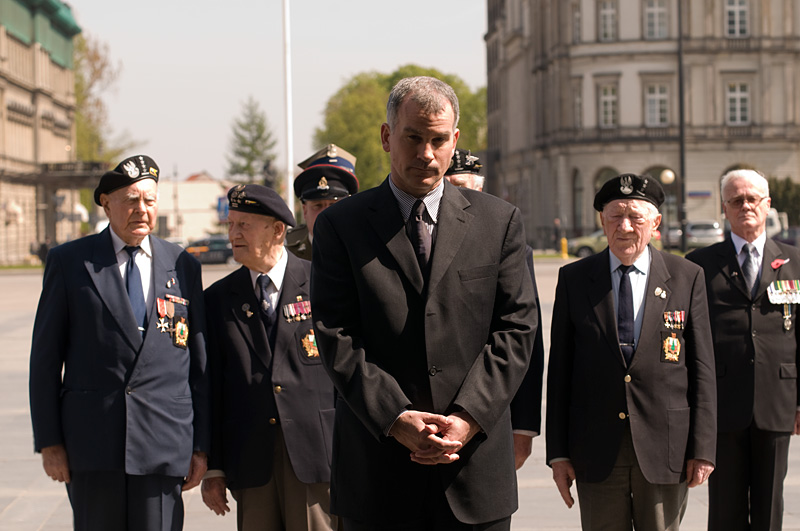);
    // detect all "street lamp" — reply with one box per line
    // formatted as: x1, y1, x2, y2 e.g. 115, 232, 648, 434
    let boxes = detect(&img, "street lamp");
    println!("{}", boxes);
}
660, 169, 675, 249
